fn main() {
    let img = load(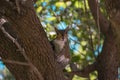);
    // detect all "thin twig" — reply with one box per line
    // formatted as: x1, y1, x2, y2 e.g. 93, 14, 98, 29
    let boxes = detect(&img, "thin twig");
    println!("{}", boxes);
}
2, 59, 29, 66
83, 0, 87, 13
96, 0, 101, 54
87, 25, 96, 59
0, 18, 30, 62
